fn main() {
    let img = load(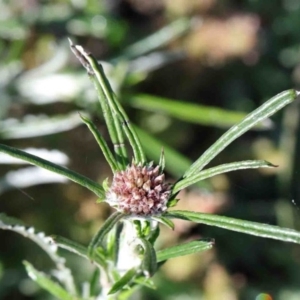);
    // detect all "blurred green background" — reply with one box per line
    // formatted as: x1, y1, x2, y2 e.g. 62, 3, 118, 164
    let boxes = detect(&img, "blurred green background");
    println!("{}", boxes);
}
1, 0, 300, 299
